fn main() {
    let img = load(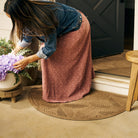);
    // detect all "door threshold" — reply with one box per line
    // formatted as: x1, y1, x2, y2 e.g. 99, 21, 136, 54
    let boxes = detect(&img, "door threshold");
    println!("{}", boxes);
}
92, 72, 130, 96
